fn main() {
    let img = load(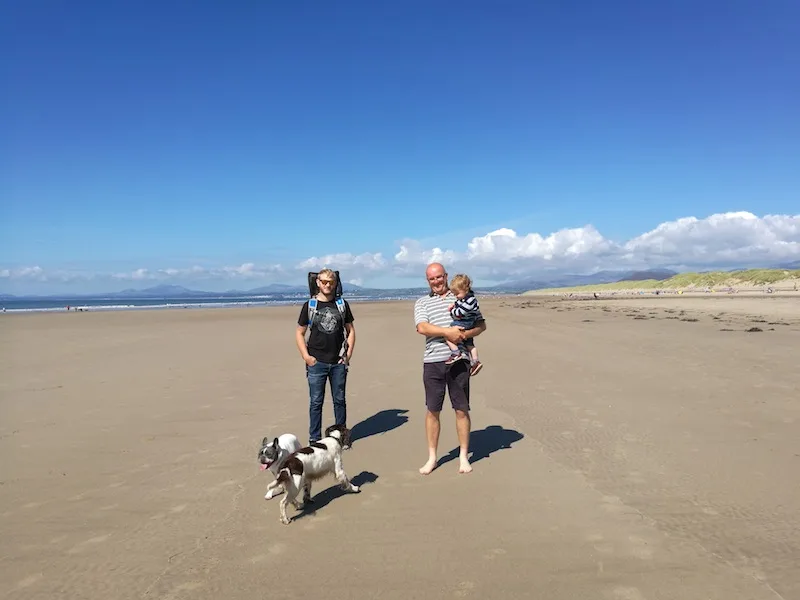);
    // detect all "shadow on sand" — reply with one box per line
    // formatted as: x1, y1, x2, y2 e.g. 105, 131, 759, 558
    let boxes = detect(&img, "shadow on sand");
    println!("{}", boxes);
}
290, 471, 379, 522
437, 424, 524, 469
350, 408, 409, 445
